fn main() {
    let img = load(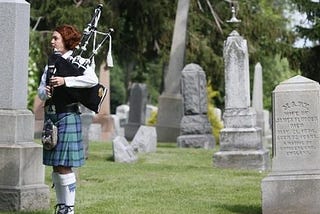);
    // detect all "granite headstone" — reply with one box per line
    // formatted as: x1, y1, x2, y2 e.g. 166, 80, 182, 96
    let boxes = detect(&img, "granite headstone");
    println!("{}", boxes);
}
125, 83, 148, 141
177, 64, 215, 149
262, 75, 320, 214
